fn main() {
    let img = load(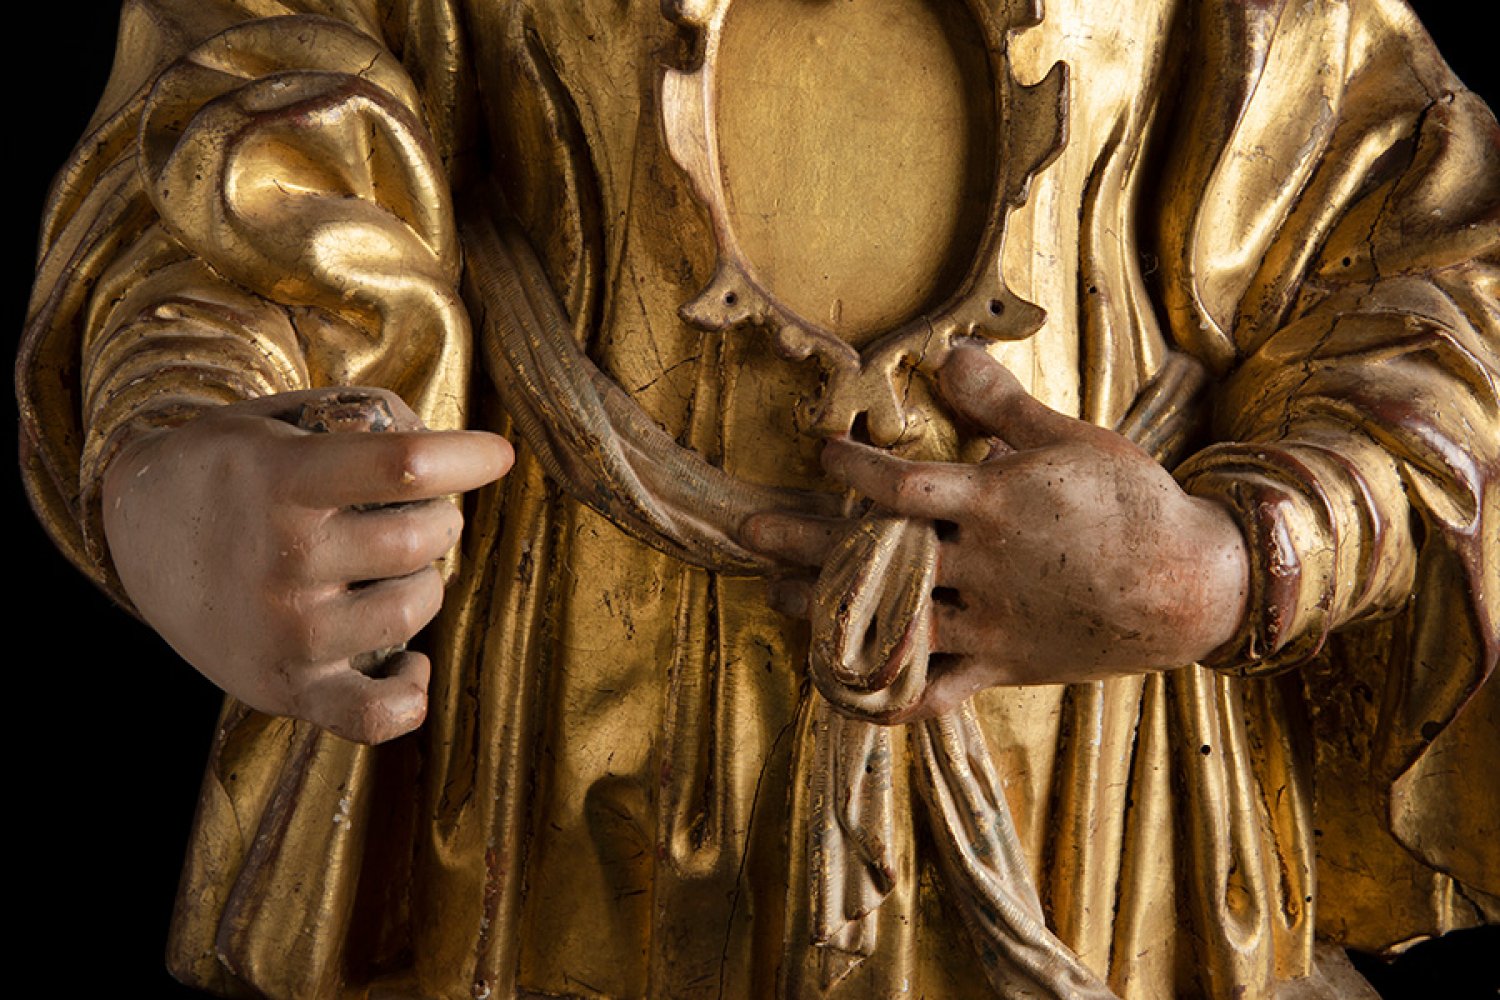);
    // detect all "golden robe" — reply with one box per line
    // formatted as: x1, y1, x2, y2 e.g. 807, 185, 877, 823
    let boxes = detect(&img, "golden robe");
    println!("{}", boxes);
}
17, 1, 1500, 998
